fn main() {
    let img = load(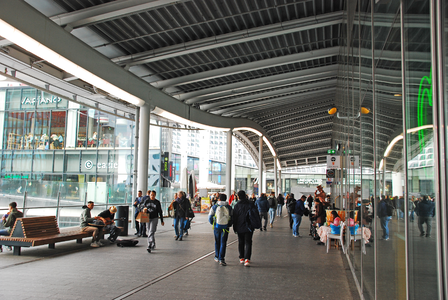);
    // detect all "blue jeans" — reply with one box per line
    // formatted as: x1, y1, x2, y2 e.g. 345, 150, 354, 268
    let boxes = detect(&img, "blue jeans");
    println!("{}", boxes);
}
410, 210, 415, 221
174, 217, 187, 238
269, 208, 276, 224
292, 214, 302, 236
259, 211, 268, 229
214, 228, 229, 261
0, 229, 9, 236
277, 204, 283, 216
380, 216, 391, 239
